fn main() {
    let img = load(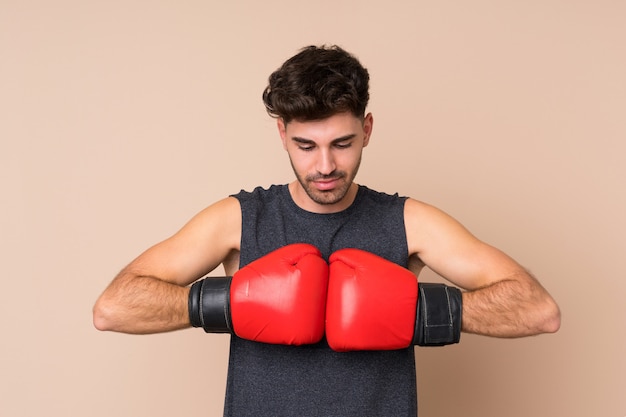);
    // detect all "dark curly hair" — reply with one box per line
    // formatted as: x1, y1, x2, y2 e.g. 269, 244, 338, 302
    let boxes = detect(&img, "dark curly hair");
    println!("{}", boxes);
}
262, 45, 370, 123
